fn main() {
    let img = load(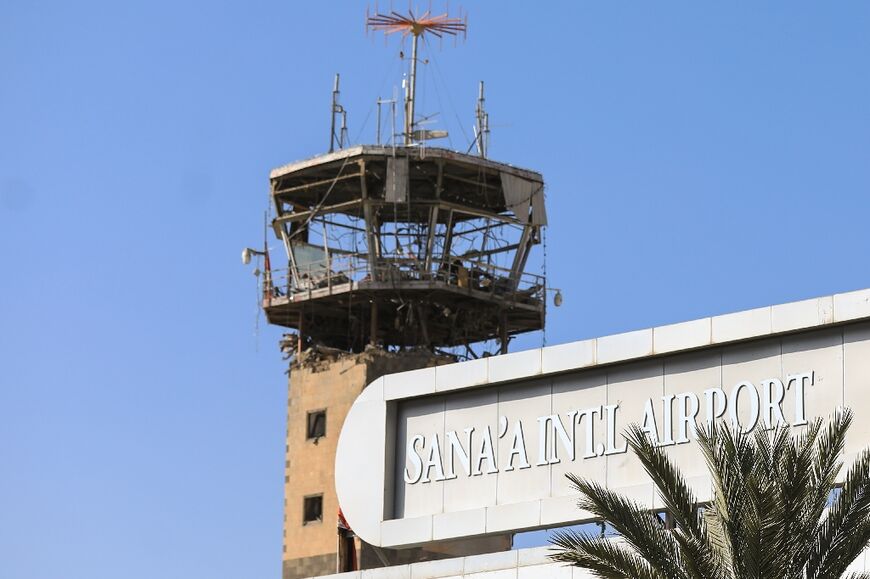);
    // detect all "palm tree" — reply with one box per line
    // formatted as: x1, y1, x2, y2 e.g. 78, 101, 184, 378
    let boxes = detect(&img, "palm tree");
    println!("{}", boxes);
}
550, 409, 870, 579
